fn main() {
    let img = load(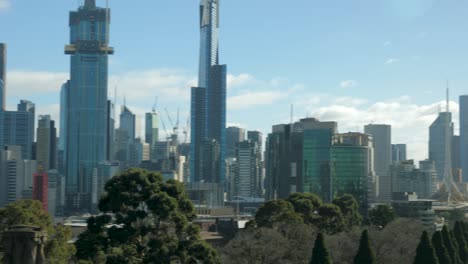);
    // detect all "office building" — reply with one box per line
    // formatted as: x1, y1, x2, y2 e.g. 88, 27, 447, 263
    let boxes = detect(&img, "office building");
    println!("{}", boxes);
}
145, 111, 159, 160
364, 124, 392, 202
3, 101, 35, 160
331, 133, 375, 215
120, 105, 136, 143
429, 112, 453, 181
36, 115, 57, 172
265, 118, 337, 201
33, 172, 48, 211
392, 144, 407, 163
460, 95, 468, 182
390, 160, 436, 200
106, 100, 115, 161
63, 0, 113, 211
226, 127, 245, 159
